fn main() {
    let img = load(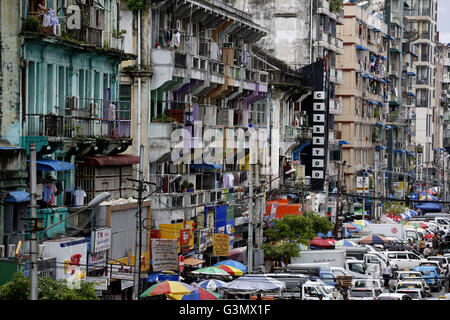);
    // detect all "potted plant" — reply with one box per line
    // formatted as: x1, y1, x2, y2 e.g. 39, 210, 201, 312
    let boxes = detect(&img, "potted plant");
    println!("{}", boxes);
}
23, 16, 41, 32
111, 29, 127, 50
